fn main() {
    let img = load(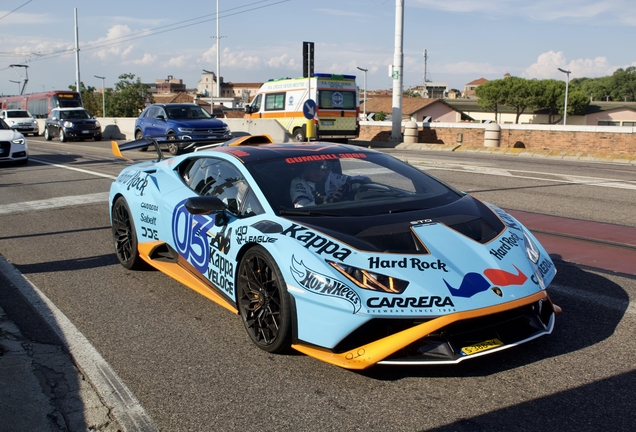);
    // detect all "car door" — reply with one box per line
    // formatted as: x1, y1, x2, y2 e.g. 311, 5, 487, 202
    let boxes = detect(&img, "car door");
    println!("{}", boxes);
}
161, 156, 264, 300
46, 109, 61, 138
